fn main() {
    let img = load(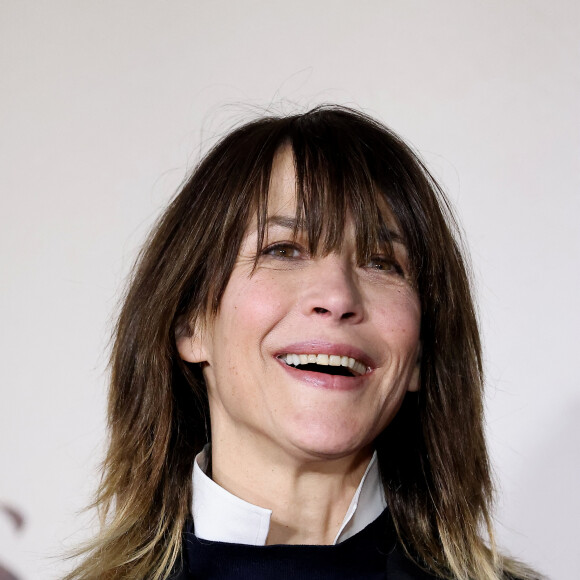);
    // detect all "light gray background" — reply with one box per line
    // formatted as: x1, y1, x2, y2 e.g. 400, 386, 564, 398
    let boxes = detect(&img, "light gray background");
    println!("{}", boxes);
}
1, 1, 578, 578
